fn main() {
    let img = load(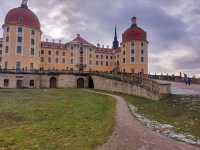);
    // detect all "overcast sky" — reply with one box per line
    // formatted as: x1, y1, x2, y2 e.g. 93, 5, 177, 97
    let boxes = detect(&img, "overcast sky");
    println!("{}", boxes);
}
0, 0, 200, 77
